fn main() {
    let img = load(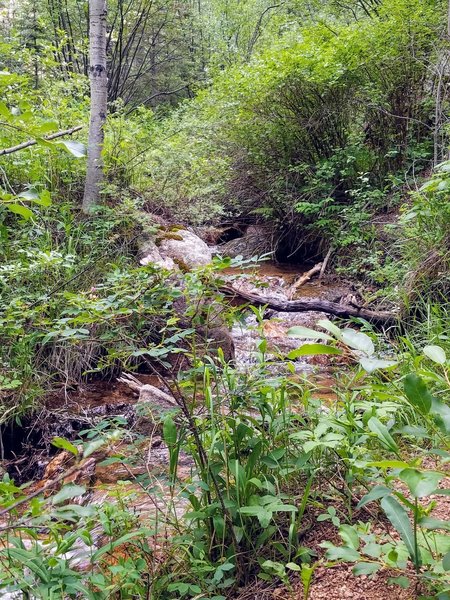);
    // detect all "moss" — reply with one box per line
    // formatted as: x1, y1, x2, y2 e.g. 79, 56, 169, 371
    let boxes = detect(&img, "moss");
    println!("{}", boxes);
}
155, 231, 185, 245
173, 257, 190, 272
